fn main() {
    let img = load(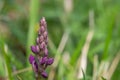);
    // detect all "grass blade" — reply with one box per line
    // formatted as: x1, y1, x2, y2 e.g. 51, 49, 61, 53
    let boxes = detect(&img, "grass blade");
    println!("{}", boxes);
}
0, 40, 13, 80
27, 0, 40, 65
